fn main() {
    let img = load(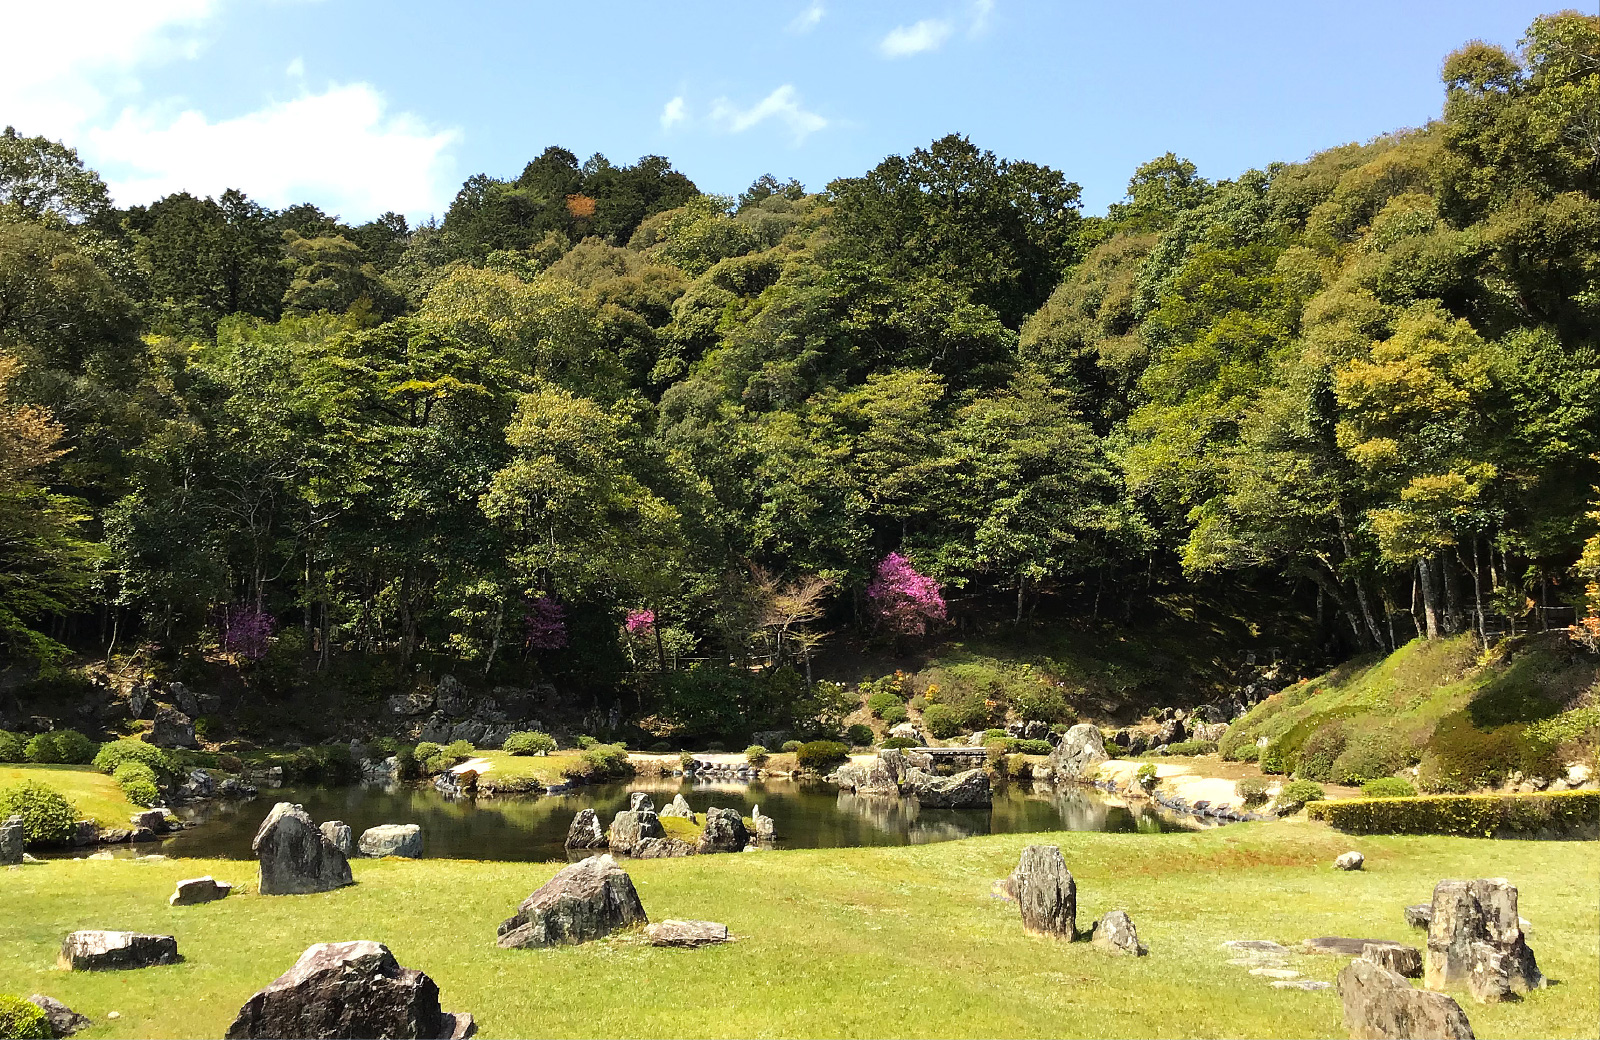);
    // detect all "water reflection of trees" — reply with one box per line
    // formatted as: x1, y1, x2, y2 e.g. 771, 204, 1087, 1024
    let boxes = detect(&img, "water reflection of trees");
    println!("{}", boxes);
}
834, 791, 987, 845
